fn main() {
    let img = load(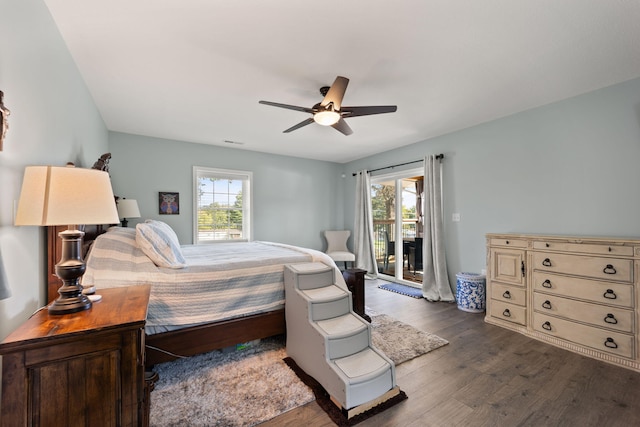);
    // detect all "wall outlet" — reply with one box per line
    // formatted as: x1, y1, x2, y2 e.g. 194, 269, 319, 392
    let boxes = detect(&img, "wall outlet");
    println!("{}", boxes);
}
452, 213, 461, 222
